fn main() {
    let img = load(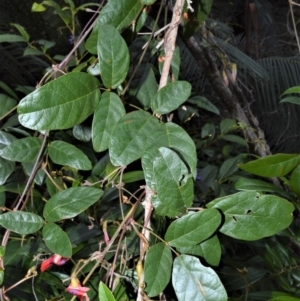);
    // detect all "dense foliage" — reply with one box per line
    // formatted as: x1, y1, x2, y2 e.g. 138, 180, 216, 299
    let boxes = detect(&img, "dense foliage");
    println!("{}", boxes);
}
0, 0, 300, 300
